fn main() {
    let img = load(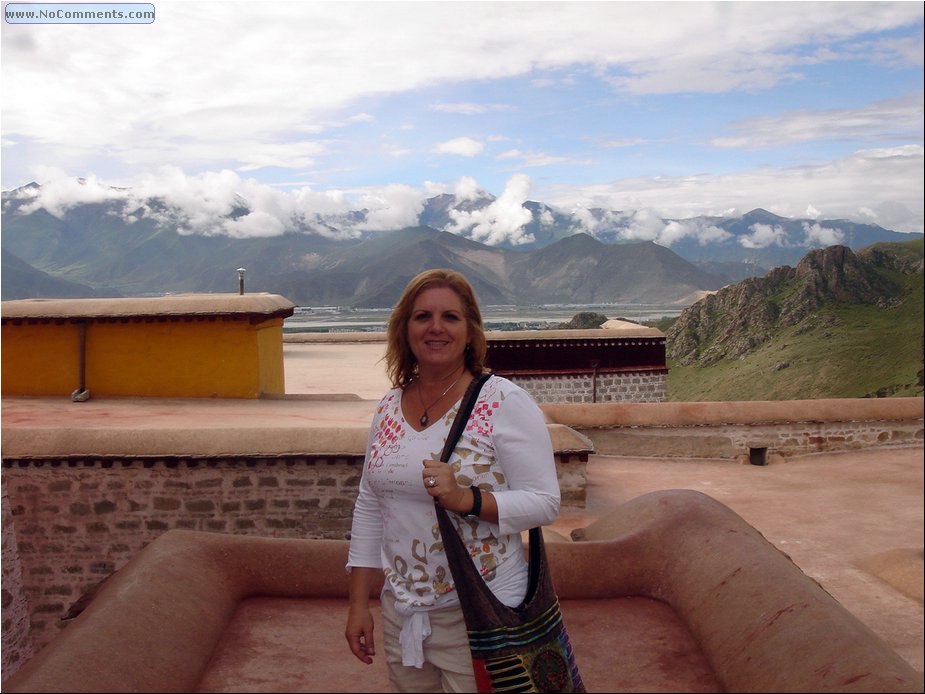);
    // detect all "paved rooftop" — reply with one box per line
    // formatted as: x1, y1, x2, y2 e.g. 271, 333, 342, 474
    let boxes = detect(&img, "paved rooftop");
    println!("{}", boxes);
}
1, 339, 922, 691
188, 443, 923, 692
